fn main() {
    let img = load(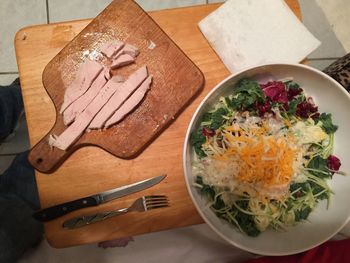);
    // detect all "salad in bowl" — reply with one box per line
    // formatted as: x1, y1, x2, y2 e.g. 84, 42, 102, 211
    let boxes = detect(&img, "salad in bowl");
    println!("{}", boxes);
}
183, 64, 350, 255
191, 77, 343, 237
